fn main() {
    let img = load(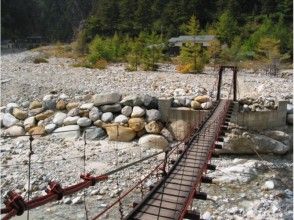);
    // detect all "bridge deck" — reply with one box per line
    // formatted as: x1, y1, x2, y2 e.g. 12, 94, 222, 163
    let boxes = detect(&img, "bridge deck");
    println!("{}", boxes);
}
126, 100, 229, 220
